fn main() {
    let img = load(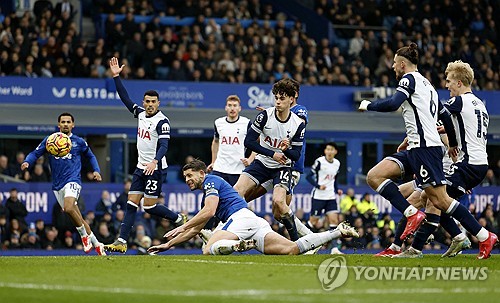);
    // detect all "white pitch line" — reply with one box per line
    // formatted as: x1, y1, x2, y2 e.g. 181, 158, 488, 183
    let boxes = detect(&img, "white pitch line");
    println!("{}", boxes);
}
167, 258, 500, 273
0, 282, 497, 298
